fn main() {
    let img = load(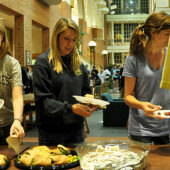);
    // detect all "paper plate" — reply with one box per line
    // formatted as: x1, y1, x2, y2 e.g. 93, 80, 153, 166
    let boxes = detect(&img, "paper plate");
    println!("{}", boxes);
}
73, 95, 110, 107
153, 110, 170, 118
